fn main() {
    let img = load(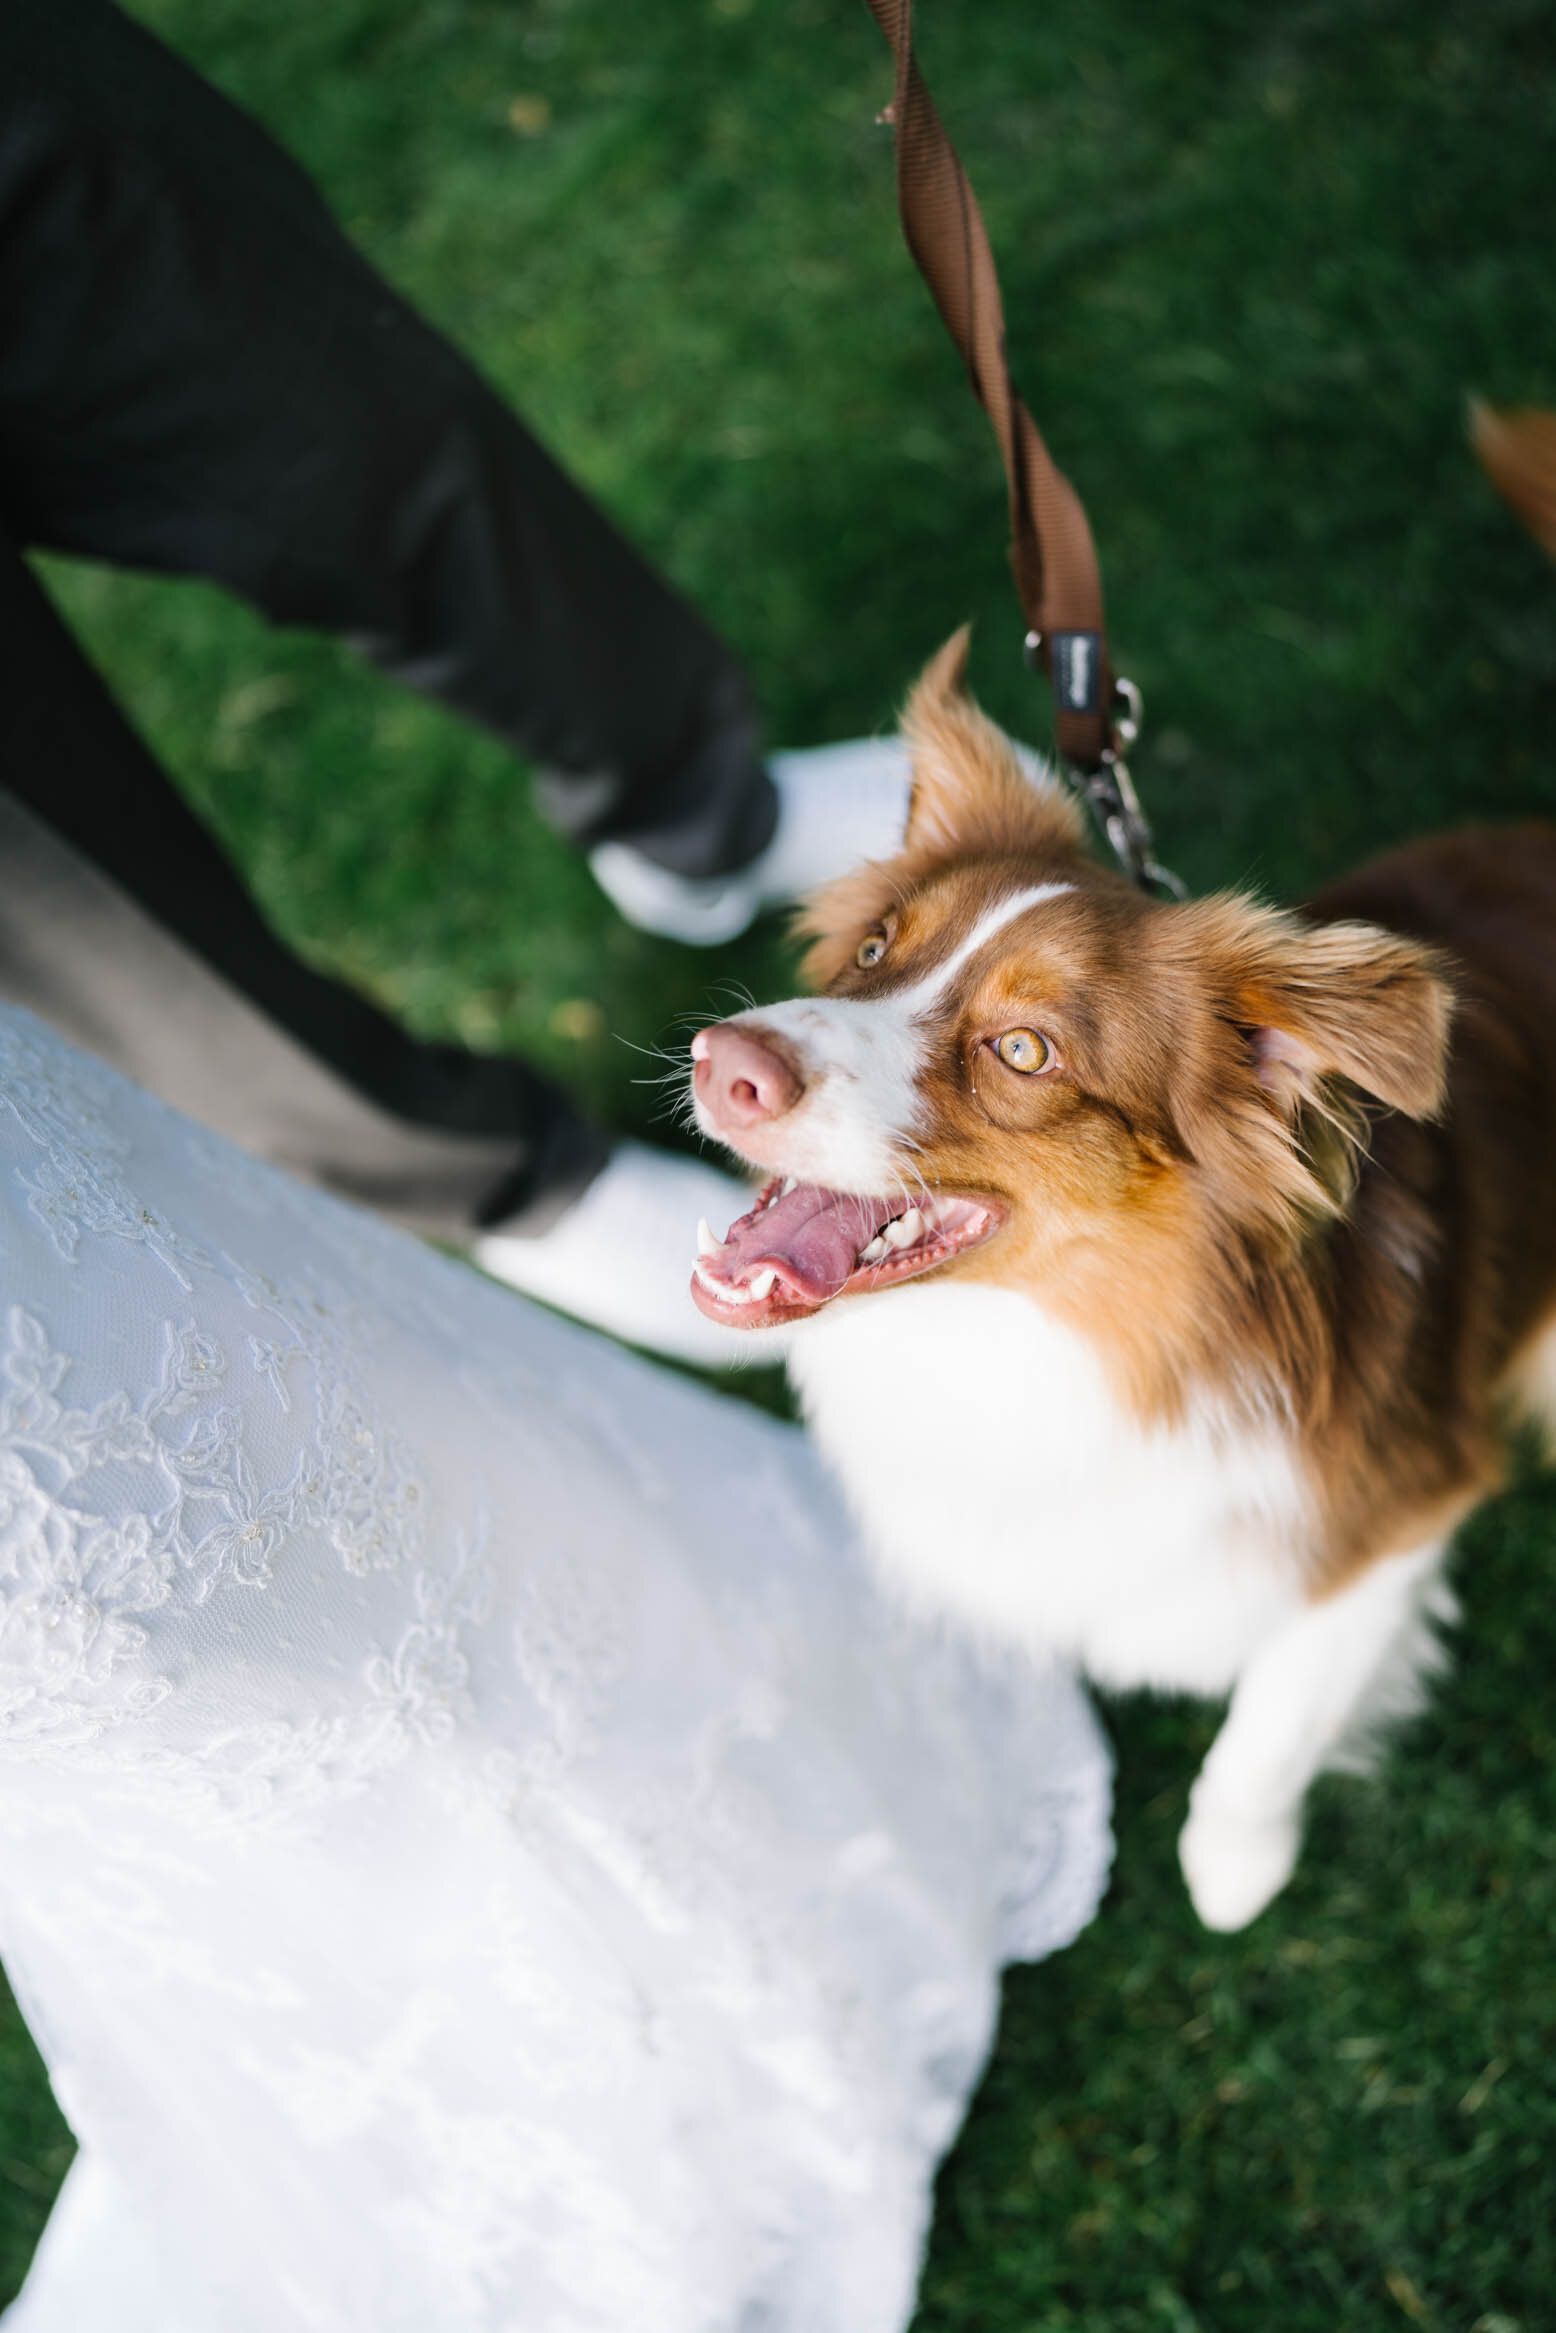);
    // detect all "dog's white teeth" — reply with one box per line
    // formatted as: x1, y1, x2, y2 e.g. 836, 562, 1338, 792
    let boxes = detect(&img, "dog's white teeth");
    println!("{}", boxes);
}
885, 1208, 923, 1250
782, 1176, 798, 1195
859, 1234, 887, 1264
696, 1217, 723, 1258
747, 1268, 777, 1301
